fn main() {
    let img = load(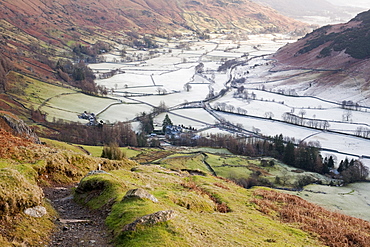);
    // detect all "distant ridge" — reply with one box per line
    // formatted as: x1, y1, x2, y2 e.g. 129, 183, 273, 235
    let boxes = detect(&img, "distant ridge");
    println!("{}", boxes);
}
0, 0, 307, 87
274, 9, 370, 70
272, 9, 370, 101
251, 0, 362, 21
